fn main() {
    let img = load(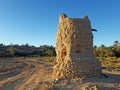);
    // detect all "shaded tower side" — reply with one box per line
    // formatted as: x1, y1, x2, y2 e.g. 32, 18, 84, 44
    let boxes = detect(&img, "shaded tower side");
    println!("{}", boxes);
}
53, 14, 102, 80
